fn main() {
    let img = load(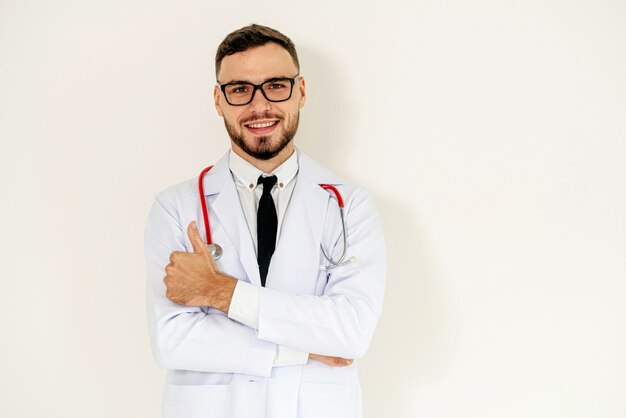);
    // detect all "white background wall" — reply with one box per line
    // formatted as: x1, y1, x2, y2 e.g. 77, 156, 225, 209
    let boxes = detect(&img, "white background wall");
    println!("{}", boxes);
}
1, 0, 624, 417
